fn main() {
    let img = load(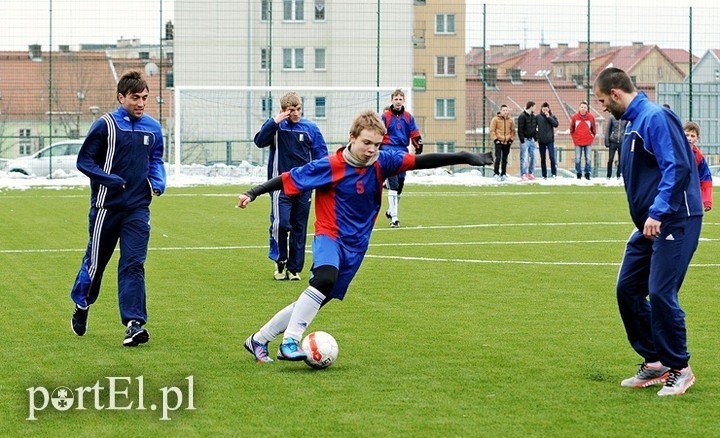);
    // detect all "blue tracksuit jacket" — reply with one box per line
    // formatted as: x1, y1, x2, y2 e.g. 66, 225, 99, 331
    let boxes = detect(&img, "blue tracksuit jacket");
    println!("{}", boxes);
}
620, 92, 703, 229
77, 106, 166, 210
